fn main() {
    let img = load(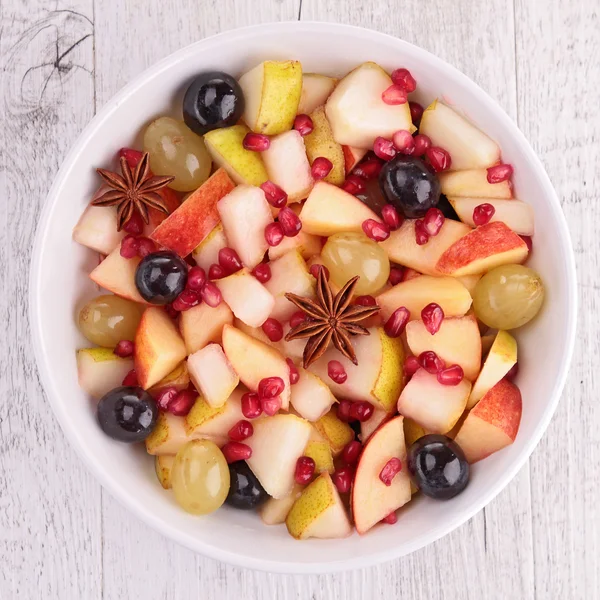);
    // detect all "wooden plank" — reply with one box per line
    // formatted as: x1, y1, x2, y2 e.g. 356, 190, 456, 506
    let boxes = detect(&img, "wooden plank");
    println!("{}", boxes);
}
515, 1, 600, 598
0, 2, 101, 599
